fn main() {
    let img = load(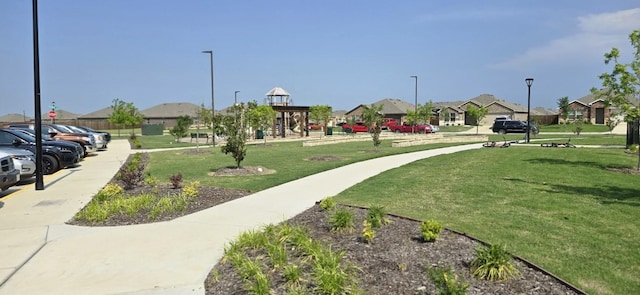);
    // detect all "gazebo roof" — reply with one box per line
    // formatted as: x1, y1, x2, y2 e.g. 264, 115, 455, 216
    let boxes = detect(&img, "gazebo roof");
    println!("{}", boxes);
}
265, 87, 290, 97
